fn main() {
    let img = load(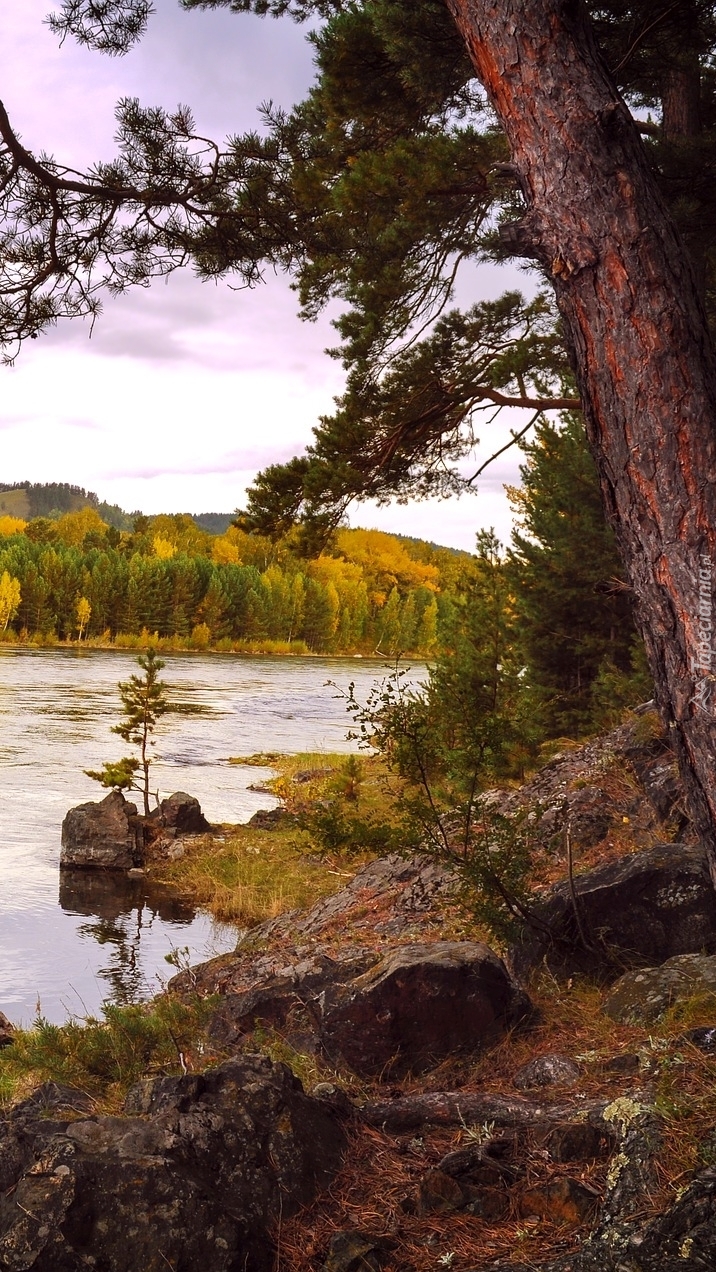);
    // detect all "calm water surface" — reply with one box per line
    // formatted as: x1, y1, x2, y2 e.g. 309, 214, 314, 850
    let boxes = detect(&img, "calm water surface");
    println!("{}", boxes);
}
0, 649, 424, 1025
